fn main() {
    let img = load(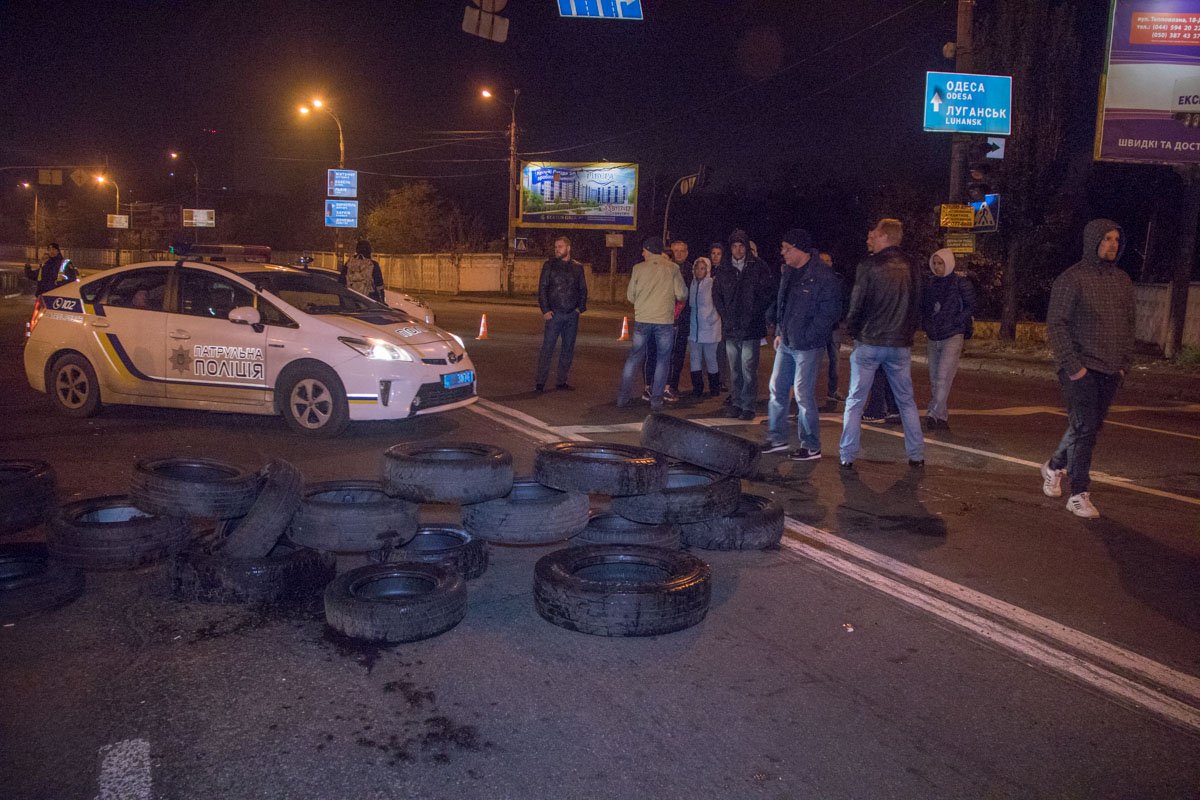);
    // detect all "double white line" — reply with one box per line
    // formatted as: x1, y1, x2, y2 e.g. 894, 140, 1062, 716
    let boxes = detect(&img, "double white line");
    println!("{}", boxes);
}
468, 399, 1200, 734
